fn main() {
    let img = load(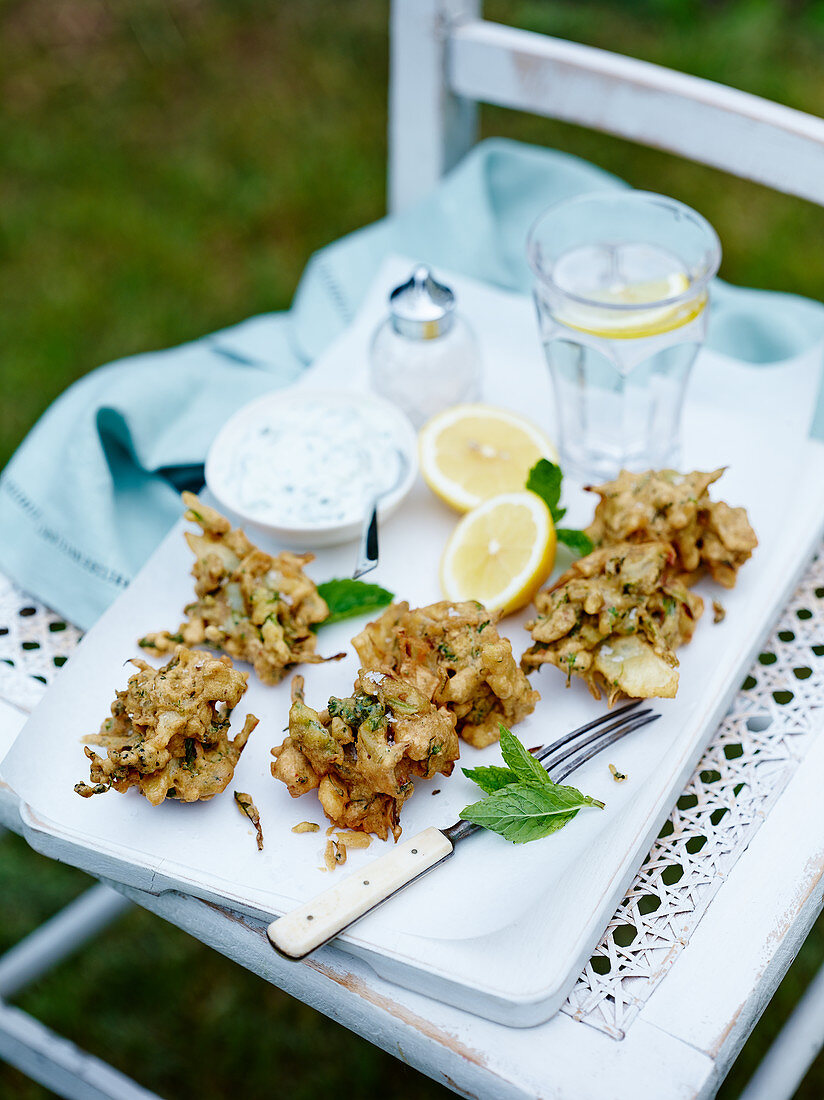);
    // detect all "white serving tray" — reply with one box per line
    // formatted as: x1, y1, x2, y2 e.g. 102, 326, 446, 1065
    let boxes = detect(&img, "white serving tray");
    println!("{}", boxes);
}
5, 258, 824, 1027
